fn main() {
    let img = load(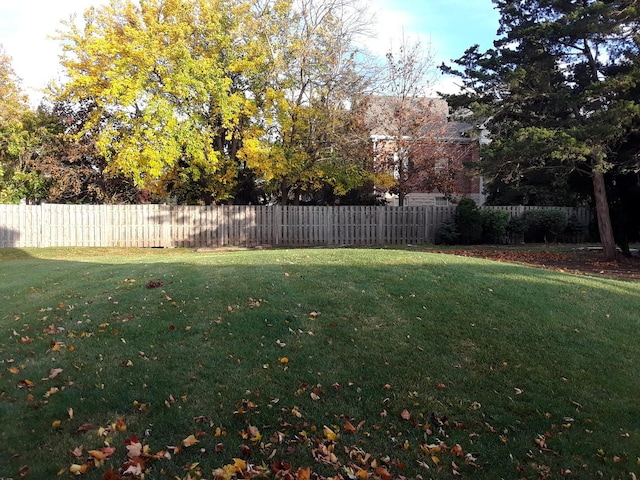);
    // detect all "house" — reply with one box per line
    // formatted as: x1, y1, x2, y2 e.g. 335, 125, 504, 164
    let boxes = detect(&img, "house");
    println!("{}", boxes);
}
367, 96, 485, 207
